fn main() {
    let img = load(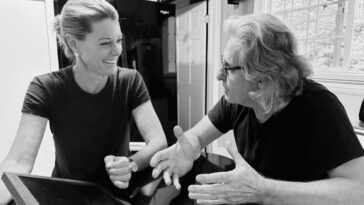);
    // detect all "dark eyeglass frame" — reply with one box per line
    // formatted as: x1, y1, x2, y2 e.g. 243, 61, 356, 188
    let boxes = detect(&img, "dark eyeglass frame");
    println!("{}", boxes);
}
220, 55, 242, 76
